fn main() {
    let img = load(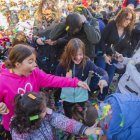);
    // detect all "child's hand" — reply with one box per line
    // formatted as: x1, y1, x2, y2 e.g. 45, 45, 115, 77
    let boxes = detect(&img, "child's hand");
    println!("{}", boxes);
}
98, 80, 108, 94
85, 126, 103, 136
104, 54, 112, 65
113, 52, 124, 62
66, 70, 72, 77
0, 102, 9, 115
77, 81, 90, 91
